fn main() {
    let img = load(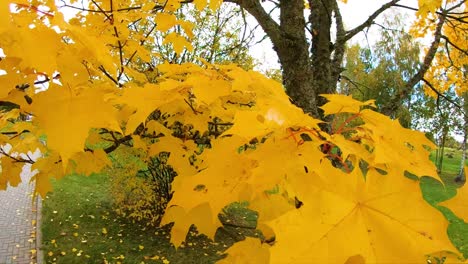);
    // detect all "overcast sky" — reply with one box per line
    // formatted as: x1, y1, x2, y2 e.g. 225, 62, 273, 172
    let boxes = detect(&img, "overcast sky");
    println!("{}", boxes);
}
250, 0, 420, 71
